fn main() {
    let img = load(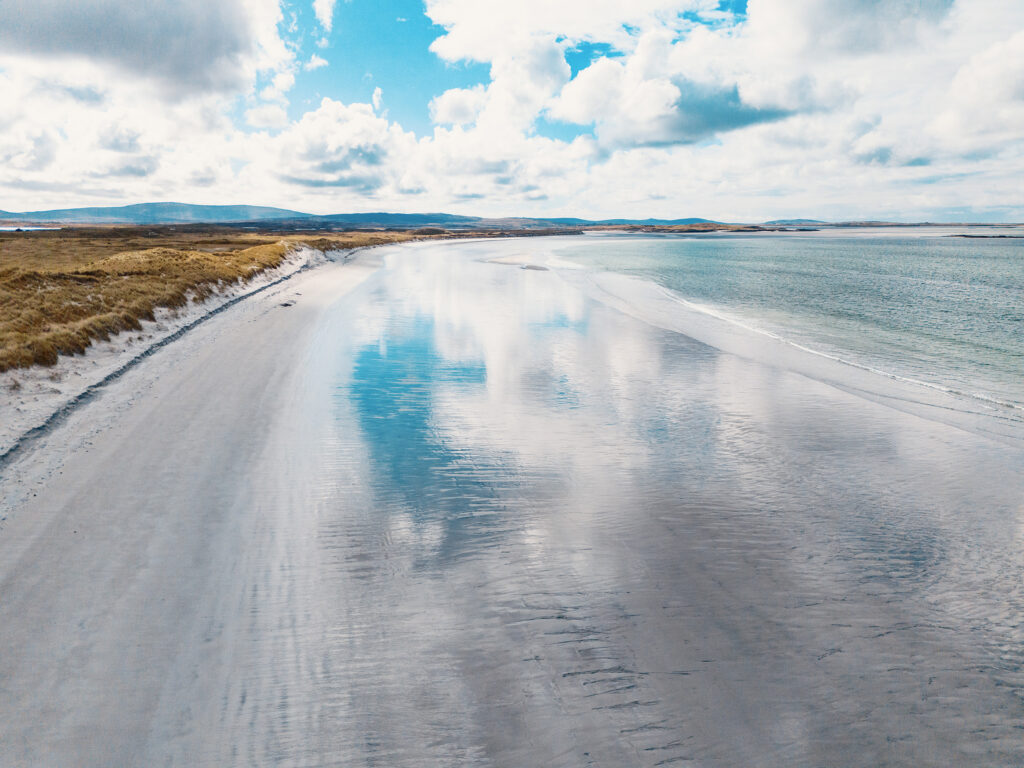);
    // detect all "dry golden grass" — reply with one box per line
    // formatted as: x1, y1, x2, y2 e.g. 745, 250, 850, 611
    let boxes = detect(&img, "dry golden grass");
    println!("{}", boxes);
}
0, 227, 420, 371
